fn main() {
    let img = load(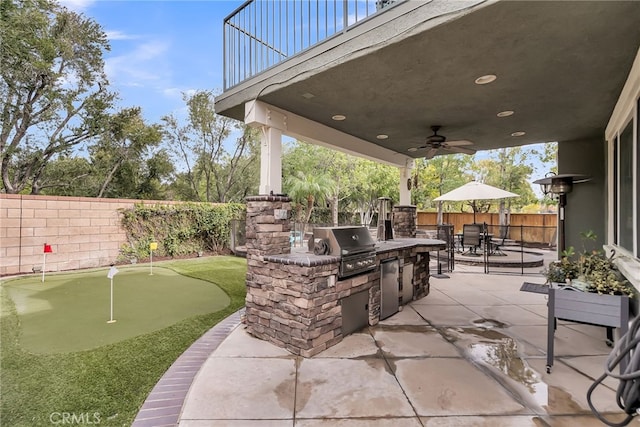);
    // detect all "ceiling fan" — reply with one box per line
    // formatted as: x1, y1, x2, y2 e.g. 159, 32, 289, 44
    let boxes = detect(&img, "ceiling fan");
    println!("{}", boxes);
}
409, 126, 476, 159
